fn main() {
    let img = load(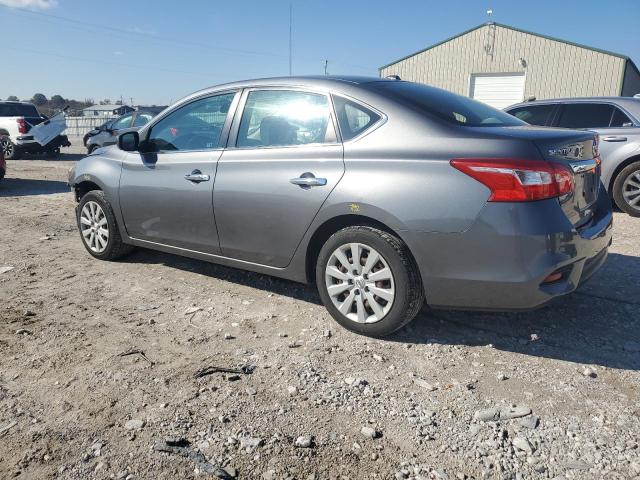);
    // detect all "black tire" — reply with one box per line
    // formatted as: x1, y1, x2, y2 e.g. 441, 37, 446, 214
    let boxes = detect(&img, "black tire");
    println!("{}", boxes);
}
1, 136, 21, 160
45, 147, 61, 159
316, 226, 424, 337
613, 162, 640, 217
87, 144, 99, 155
77, 190, 134, 260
